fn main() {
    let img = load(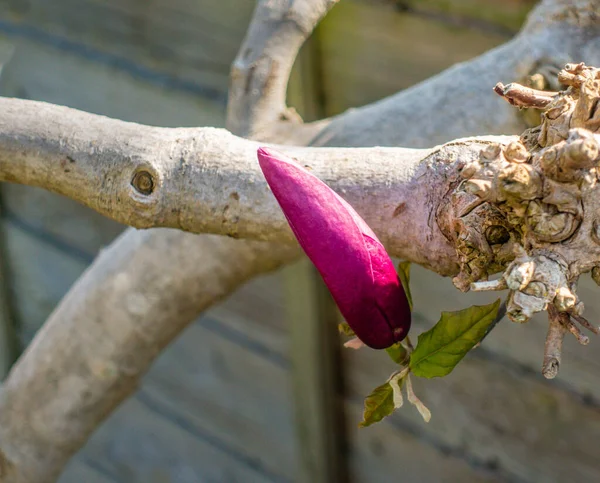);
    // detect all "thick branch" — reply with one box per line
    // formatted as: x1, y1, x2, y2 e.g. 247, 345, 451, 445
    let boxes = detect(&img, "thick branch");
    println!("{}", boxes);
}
227, 0, 338, 141
0, 99, 335, 239
0, 229, 297, 482
0, 98, 525, 274
307, 0, 600, 148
